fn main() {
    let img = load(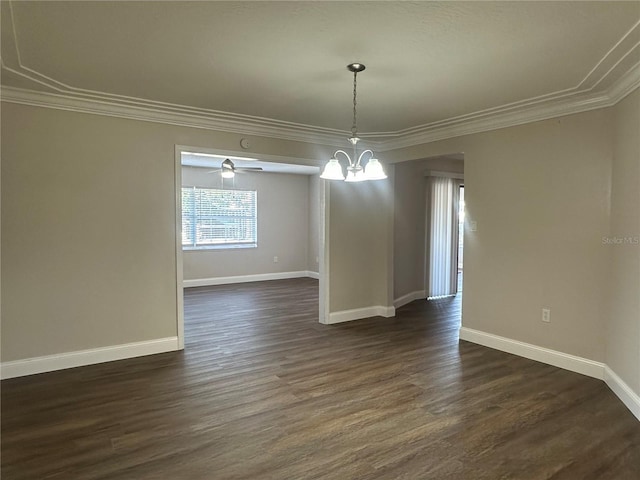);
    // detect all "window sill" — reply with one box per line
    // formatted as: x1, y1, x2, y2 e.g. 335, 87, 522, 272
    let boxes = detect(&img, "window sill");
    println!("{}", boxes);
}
183, 244, 257, 251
